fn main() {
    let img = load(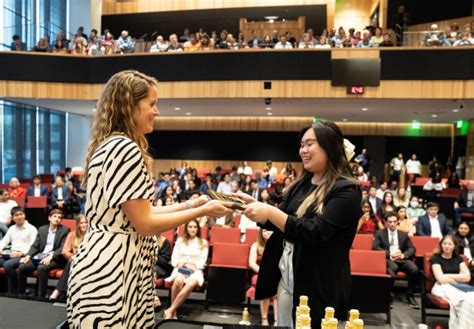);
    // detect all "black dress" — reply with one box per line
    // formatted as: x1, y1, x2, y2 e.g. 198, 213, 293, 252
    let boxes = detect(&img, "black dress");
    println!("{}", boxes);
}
256, 176, 361, 328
